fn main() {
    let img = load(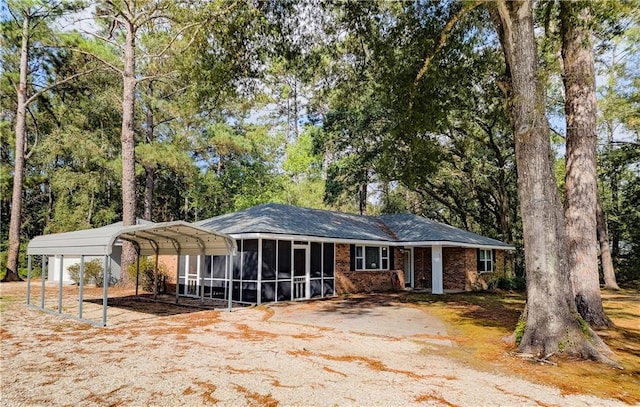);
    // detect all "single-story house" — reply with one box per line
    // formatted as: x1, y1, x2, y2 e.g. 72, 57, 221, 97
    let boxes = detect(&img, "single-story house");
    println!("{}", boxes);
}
160, 203, 513, 305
